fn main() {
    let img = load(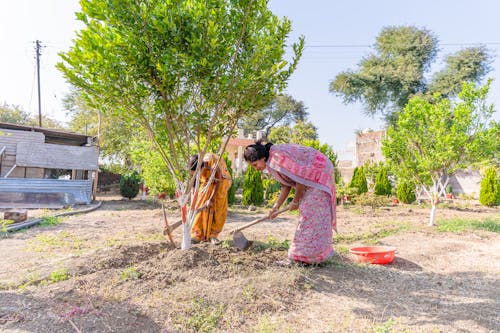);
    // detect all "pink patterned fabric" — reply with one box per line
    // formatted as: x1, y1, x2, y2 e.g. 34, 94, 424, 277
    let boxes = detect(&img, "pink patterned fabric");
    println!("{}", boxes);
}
266, 144, 337, 263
